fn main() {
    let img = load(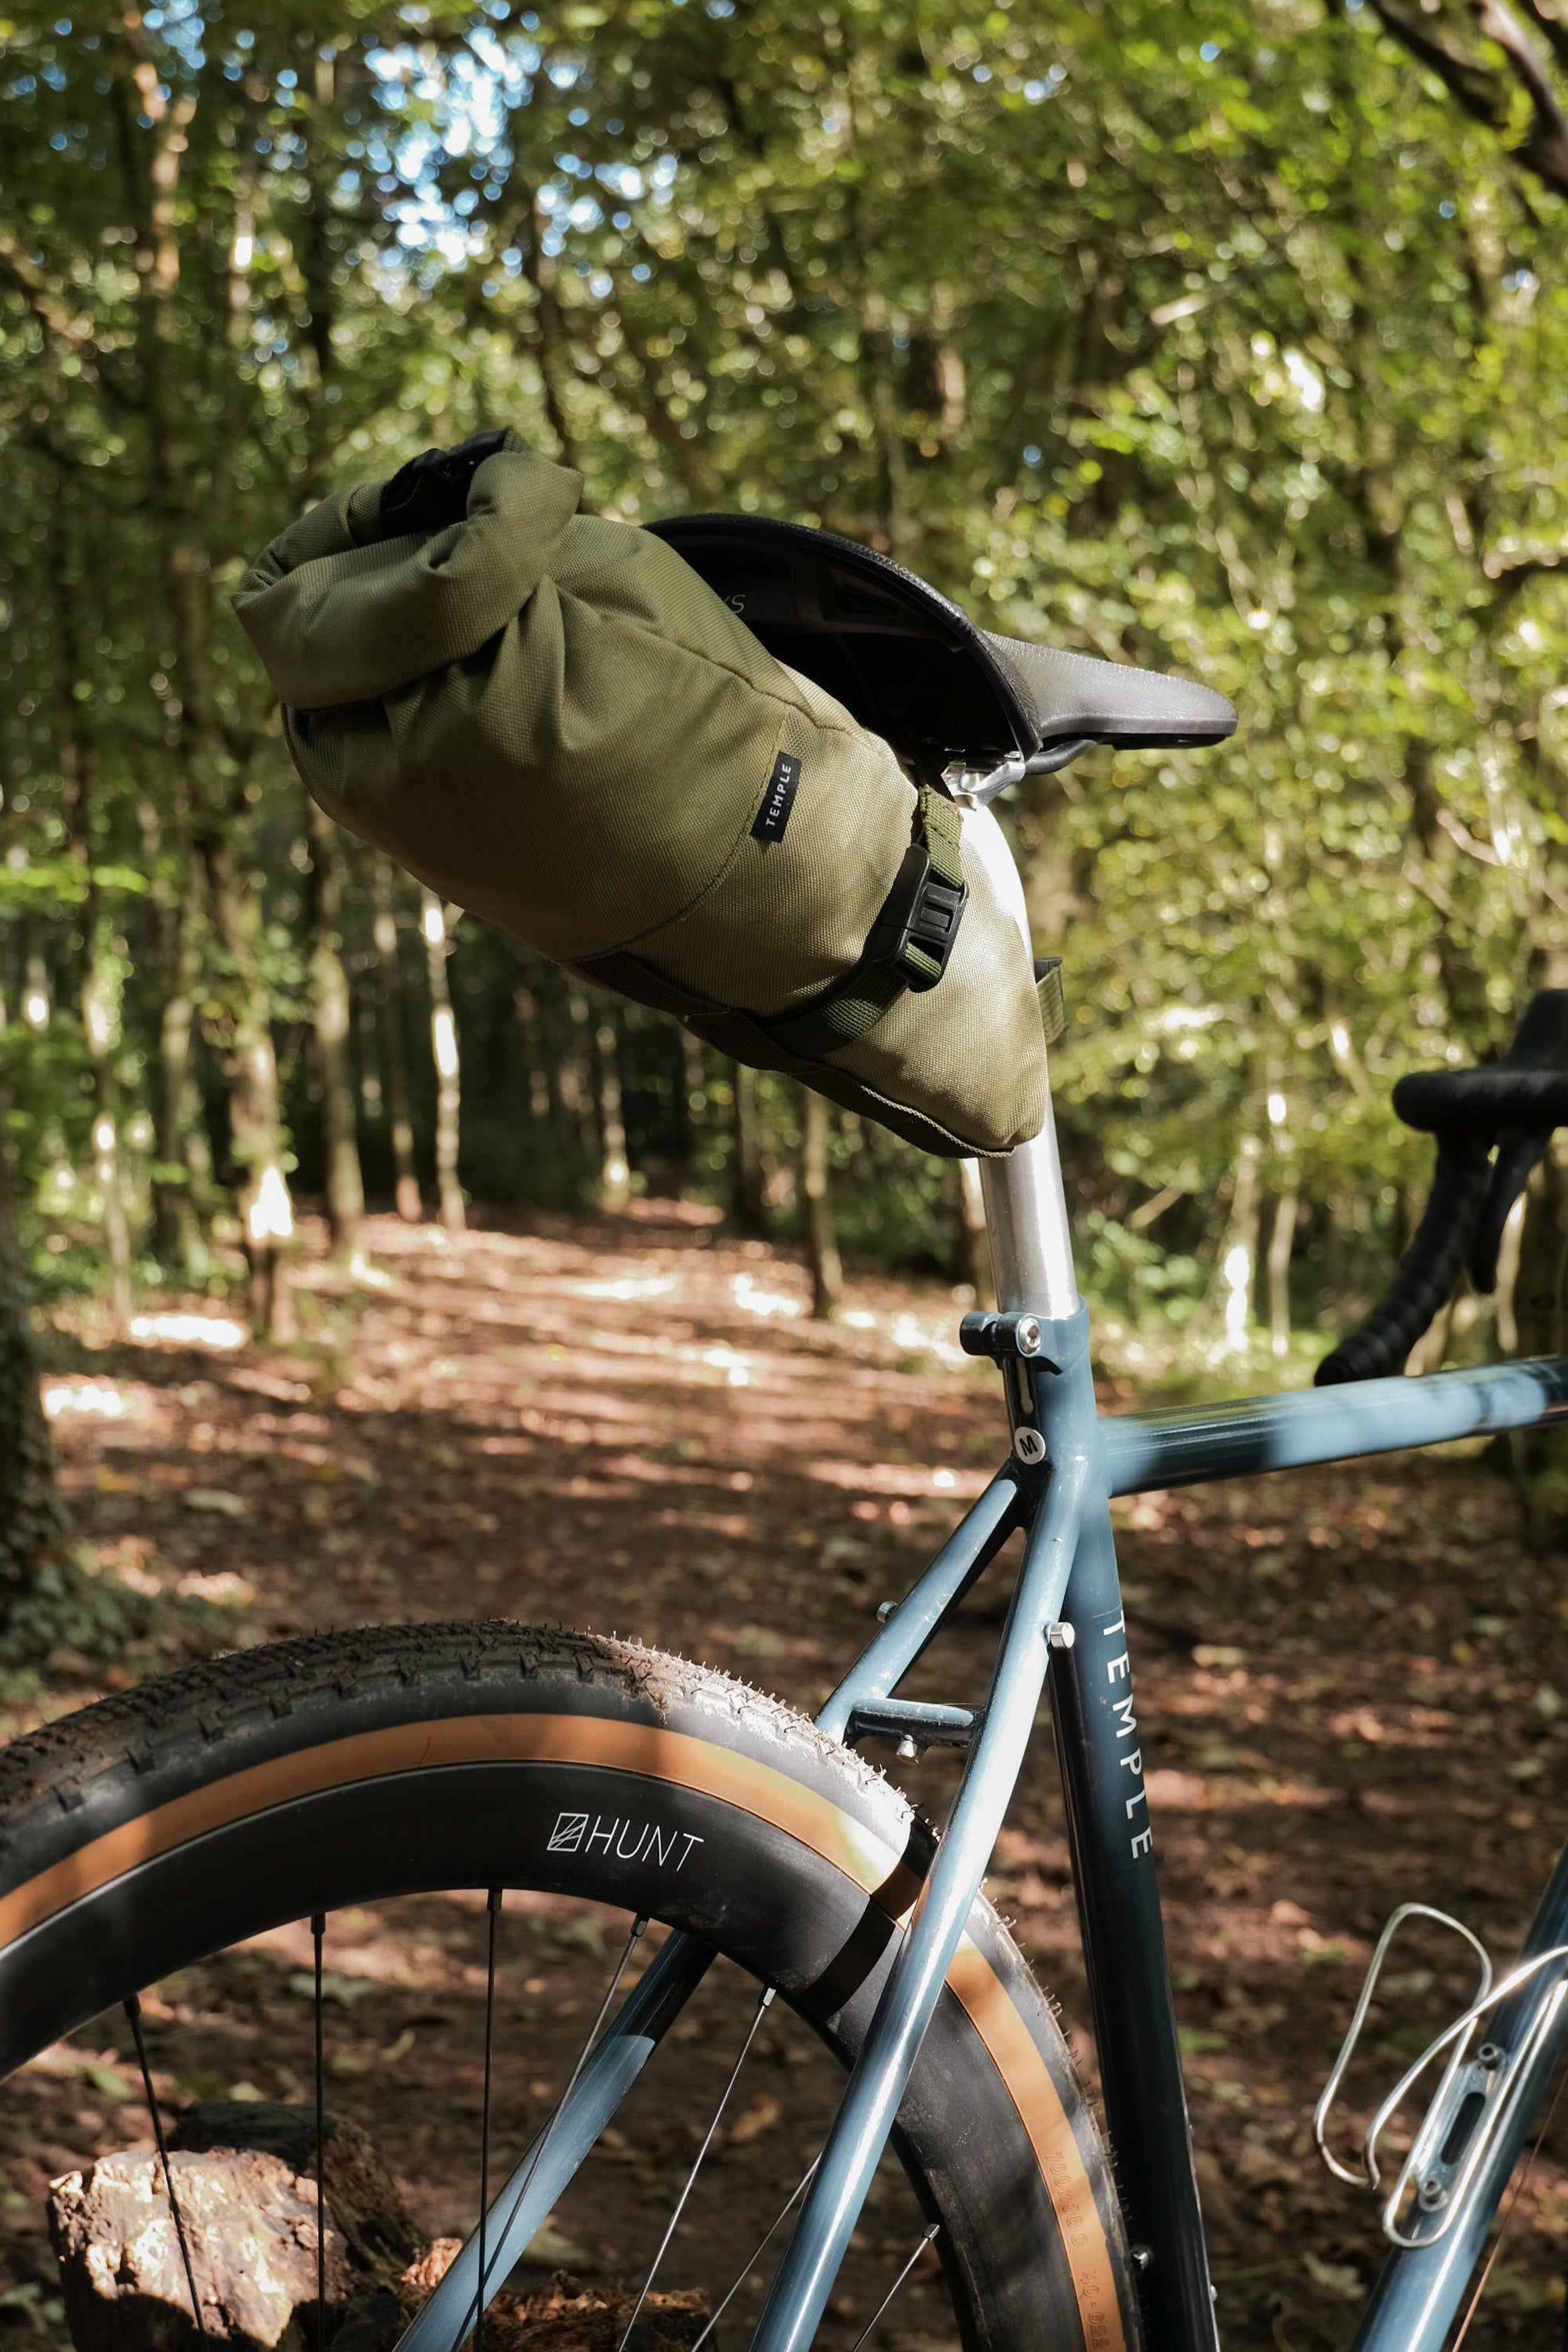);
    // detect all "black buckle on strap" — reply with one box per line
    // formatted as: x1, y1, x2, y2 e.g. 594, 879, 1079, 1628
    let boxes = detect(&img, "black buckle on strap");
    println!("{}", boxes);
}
868, 846, 970, 994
